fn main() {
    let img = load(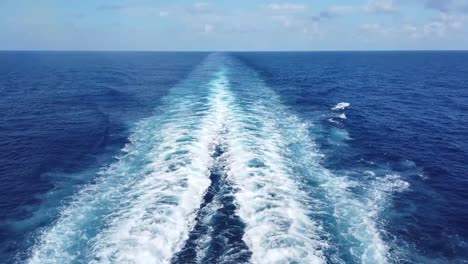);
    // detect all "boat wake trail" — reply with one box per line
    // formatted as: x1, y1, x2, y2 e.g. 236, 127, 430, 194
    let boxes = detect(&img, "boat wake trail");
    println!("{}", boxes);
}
171, 142, 251, 264
171, 75, 251, 264
27, 54, 406, 264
